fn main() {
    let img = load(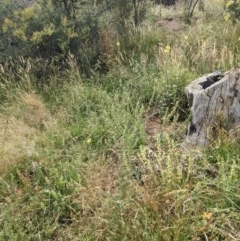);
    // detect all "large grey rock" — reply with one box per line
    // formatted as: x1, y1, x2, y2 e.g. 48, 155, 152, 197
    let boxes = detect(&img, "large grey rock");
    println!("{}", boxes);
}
185, 69, 240, 146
